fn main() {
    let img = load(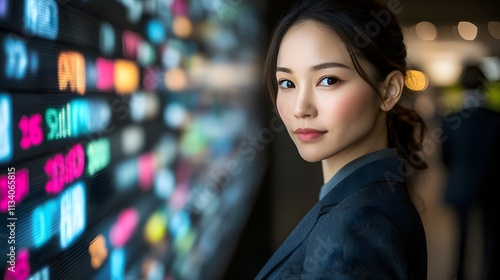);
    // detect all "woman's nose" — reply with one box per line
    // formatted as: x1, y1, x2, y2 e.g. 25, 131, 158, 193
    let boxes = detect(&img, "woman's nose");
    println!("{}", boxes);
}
293, 88, 317, 119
